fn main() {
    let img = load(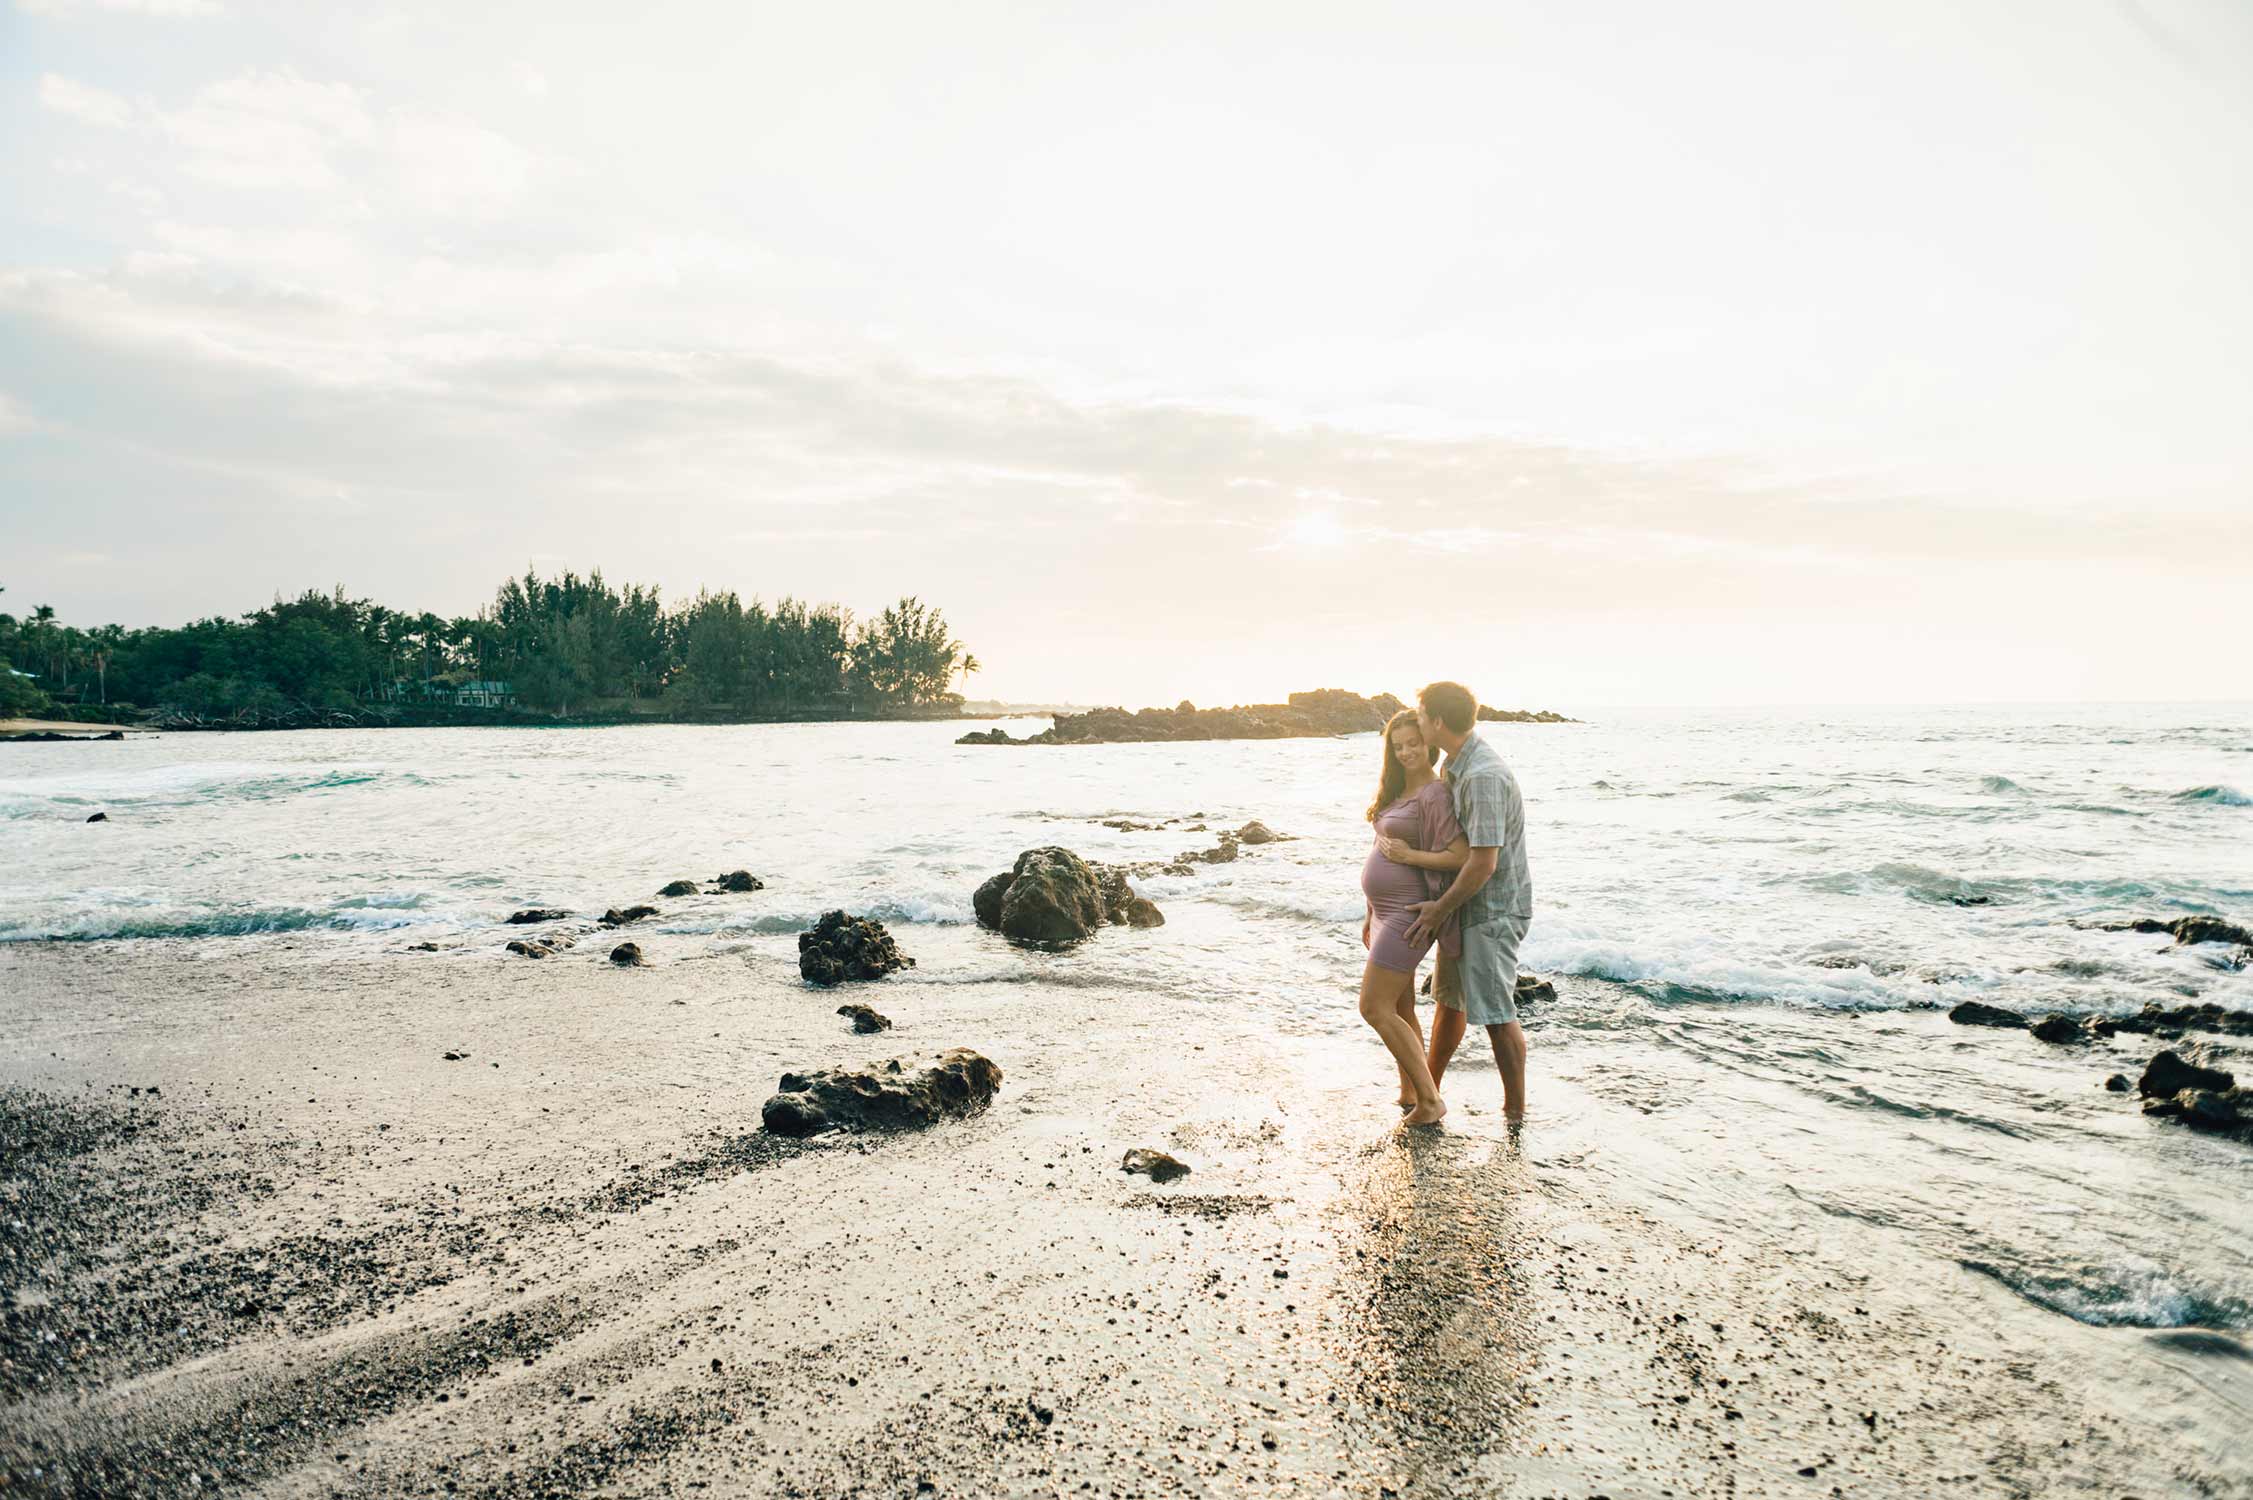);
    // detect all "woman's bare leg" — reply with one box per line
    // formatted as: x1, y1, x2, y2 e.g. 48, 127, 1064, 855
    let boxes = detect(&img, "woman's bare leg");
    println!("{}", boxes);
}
1359, 963, 1445, 1126
1393, 977, 1425, 1107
